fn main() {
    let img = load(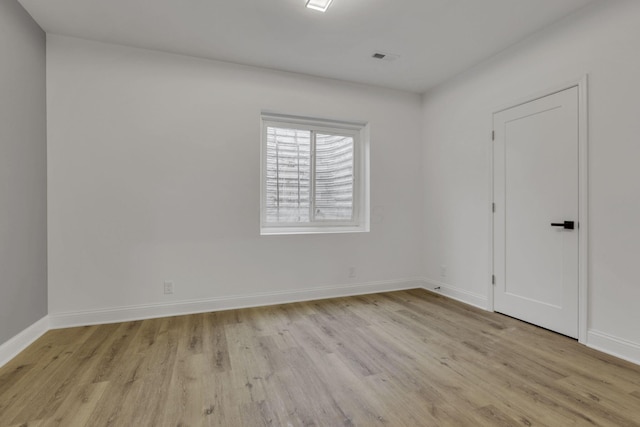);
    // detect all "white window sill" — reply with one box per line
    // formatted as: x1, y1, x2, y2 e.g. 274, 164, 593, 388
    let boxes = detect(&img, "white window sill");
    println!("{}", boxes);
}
260, 225, 369, 236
